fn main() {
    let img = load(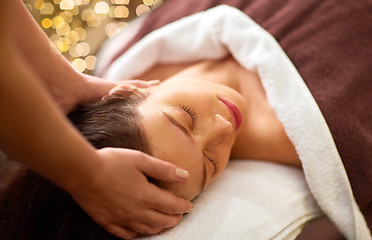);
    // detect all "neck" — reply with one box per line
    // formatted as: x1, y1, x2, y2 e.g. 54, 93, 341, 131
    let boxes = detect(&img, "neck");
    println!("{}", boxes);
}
228, 59, 300, 166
